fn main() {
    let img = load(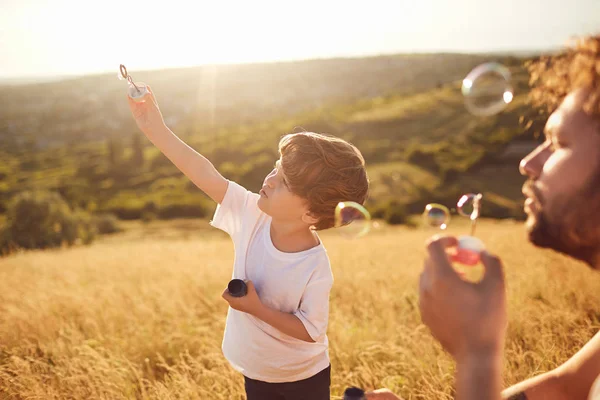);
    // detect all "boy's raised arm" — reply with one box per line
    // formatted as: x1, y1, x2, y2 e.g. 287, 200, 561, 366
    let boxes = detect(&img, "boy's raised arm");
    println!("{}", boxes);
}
127, 86, 228, 204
